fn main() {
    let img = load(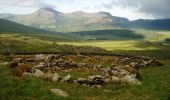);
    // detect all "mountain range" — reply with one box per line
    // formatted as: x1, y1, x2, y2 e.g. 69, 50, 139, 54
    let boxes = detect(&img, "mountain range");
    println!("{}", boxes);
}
0, 8, 170, 32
